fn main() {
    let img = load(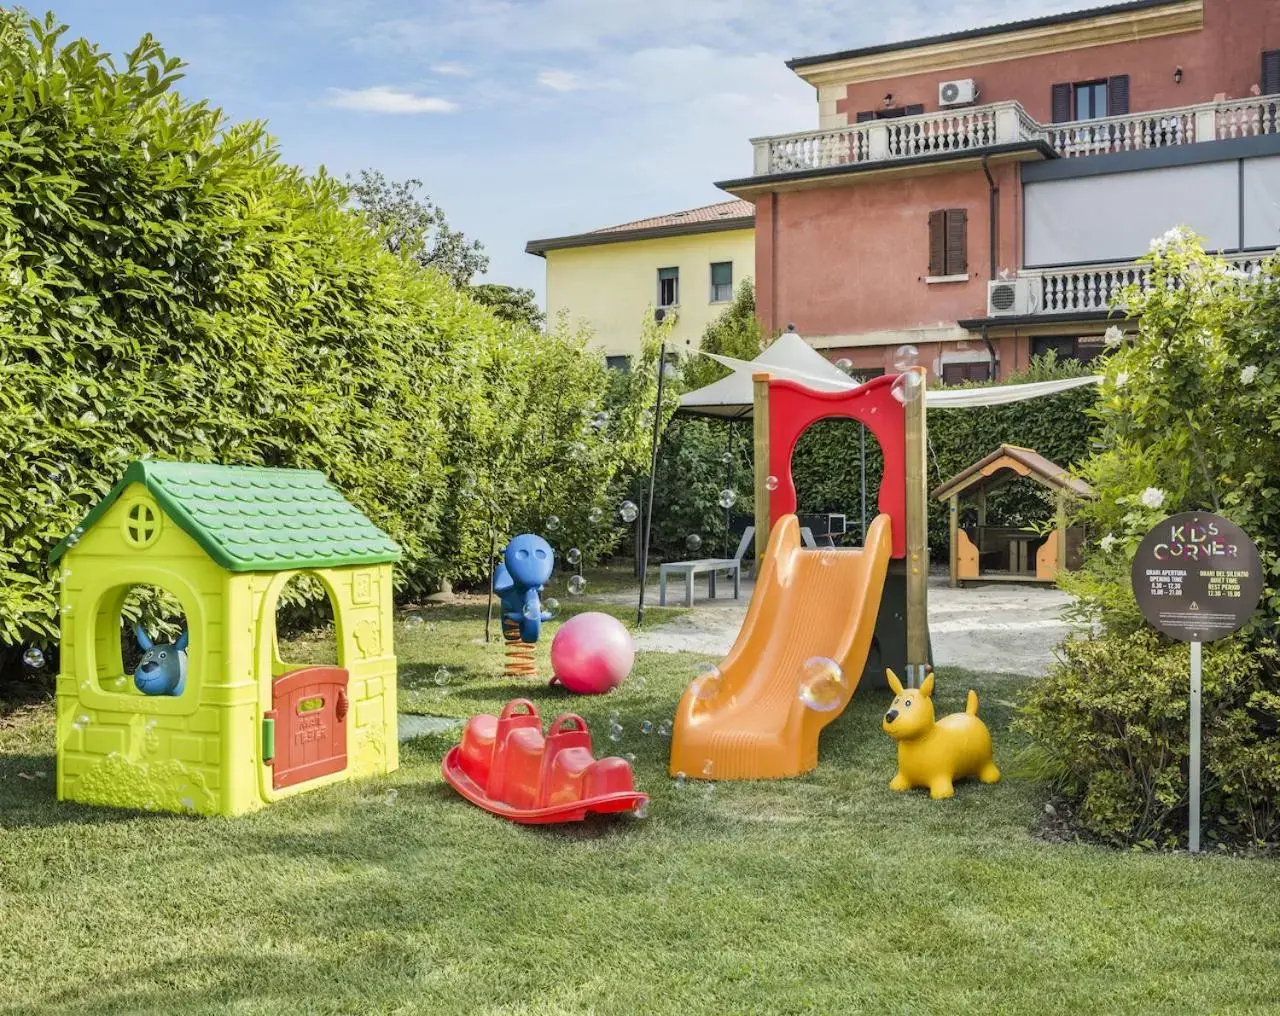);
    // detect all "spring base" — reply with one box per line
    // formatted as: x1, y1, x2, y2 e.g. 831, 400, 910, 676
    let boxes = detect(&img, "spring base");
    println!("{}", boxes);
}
502, 618, 538, 678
